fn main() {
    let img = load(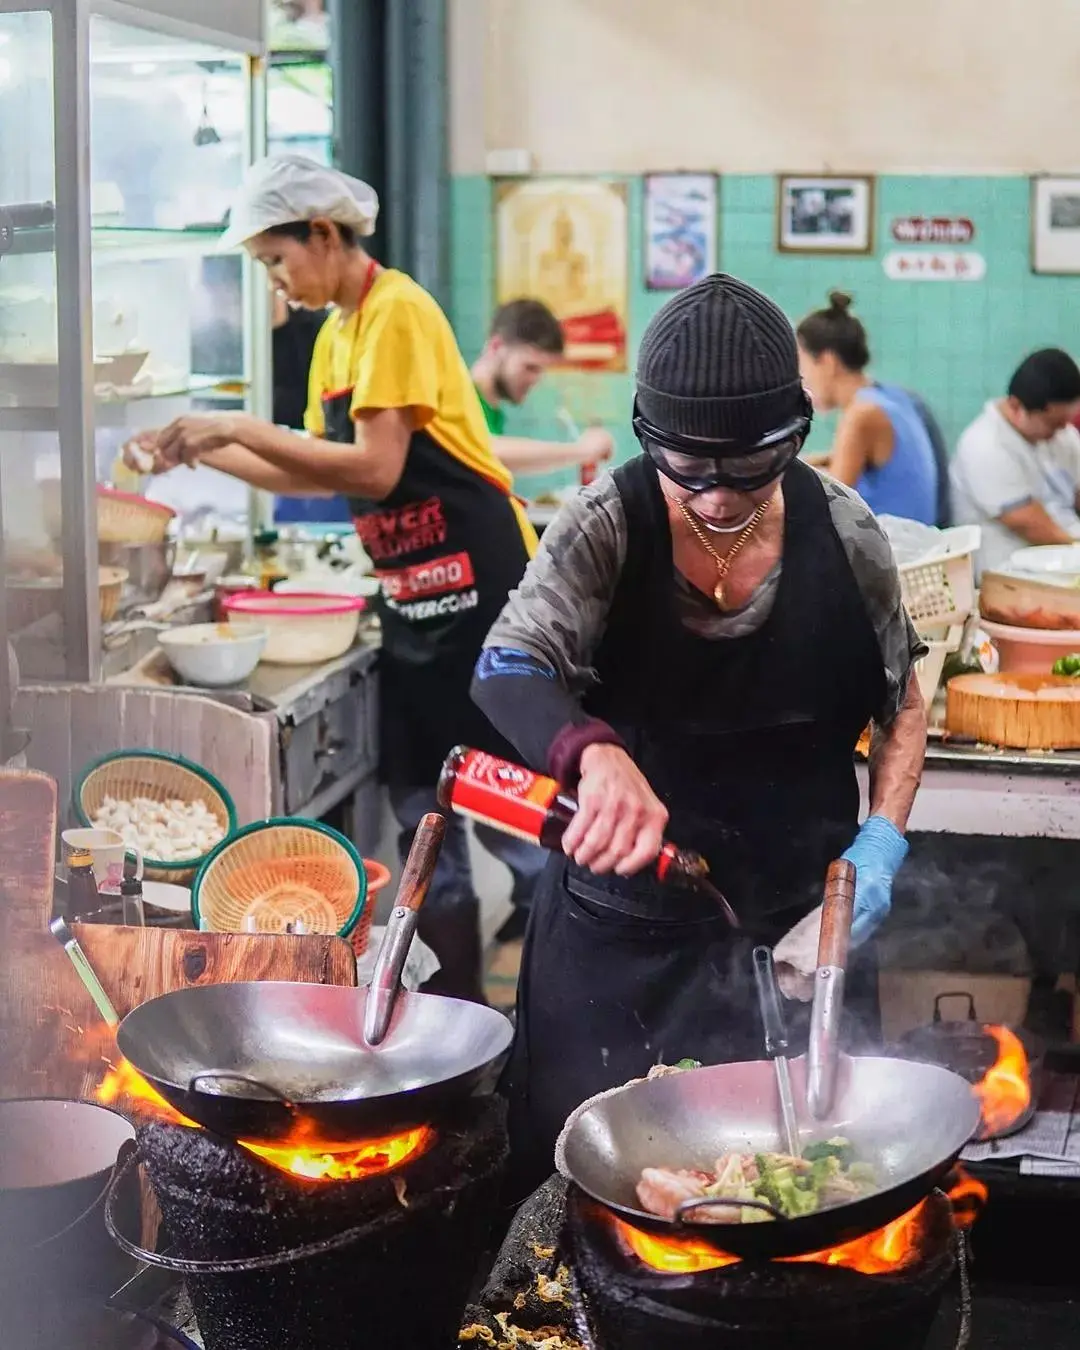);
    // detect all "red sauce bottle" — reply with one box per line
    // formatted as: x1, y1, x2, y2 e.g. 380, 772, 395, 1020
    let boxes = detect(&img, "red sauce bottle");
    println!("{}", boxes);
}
436, 746, 738, 926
